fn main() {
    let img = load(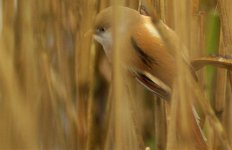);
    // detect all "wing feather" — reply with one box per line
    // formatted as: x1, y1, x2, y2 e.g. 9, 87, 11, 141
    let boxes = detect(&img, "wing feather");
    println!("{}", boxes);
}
130, 17, 176, 88
129, 67, 171, 100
